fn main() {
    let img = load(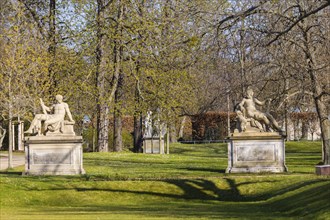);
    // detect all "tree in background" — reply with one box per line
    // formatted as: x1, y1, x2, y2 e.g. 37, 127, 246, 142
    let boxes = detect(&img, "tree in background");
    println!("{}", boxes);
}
0, 0, 328, 159
260, 0, 330, 164
0, 0, 51, 154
